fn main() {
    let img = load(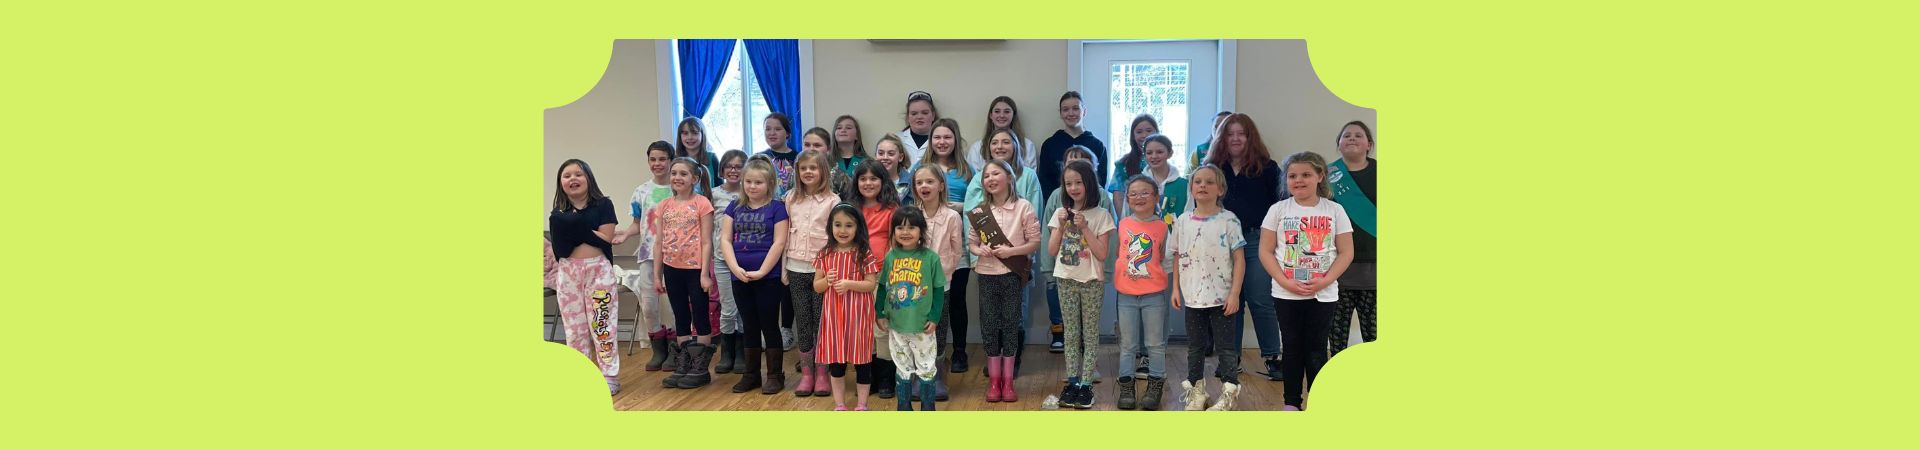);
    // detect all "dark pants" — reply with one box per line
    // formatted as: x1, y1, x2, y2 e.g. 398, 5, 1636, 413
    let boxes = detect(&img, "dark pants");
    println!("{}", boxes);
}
826, 362, 872, 384
786, 269, 822, 353
943, 268, 972, 357
1329, 289, 1378, 356
1277, 299, 1337, 406
977, 273, 1024, 357
663, 266, 711, 337
1184, 305, 1241, 384
733, 276, 786, 349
